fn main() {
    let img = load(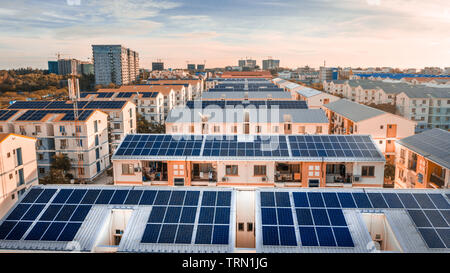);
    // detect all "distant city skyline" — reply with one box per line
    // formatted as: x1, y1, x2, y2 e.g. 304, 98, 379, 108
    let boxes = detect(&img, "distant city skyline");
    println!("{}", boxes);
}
0, 0, 449, 69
